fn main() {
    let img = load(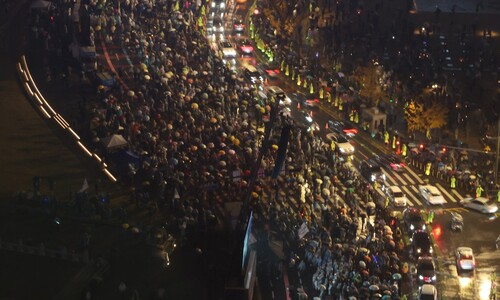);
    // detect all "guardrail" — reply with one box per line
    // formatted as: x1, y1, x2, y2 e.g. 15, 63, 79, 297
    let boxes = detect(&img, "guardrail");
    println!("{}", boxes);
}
16, 55, 117, 183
